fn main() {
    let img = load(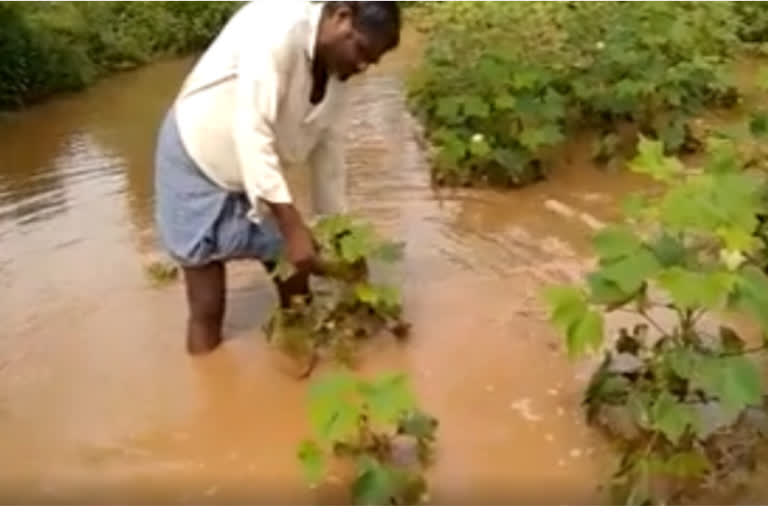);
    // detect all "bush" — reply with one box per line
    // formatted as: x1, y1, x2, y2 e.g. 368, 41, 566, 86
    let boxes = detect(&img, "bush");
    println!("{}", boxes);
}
264, 214, 410, 378
407, 2, 745, 187
298, 372, 438, 505
0, 1, 241, 108
544, 131, 768, 504
733, 2, 768, 45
